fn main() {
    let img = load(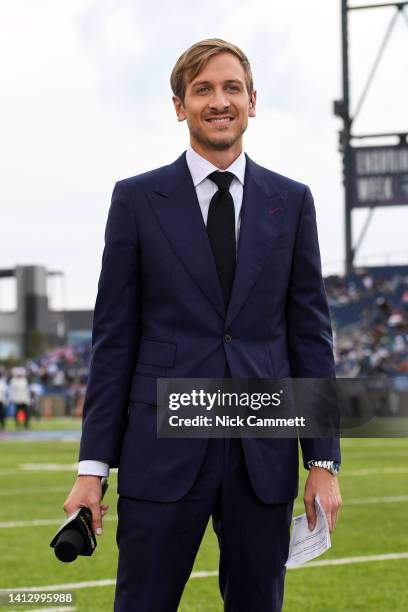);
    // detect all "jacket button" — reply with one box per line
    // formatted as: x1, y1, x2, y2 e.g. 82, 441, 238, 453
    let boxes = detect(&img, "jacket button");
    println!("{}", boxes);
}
224, 334, 232, 343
